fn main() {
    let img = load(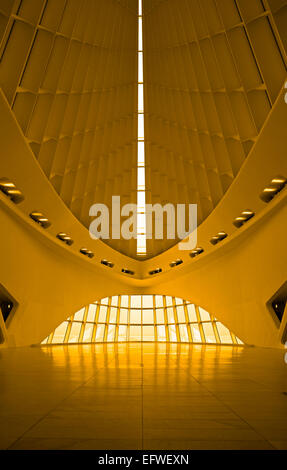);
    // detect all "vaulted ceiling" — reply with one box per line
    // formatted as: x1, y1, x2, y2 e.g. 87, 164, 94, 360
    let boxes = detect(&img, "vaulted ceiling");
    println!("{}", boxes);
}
0, 0, 286, 259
